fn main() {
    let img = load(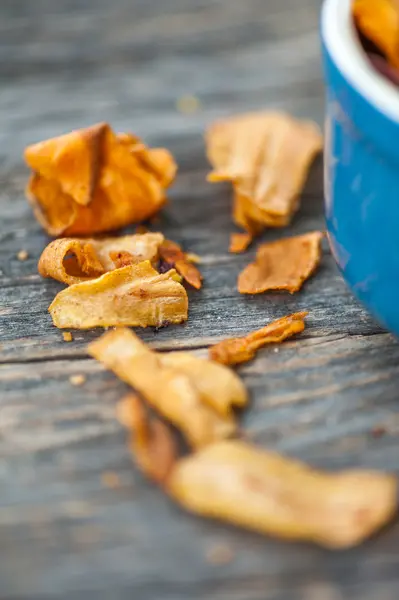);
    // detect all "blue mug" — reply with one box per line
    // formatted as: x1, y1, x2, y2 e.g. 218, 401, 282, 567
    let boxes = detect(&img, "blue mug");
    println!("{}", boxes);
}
321, 0, 399, 336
